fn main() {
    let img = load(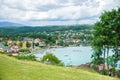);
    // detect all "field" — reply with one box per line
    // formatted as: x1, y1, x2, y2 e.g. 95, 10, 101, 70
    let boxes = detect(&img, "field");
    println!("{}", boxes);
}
0, 53, 119, 80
